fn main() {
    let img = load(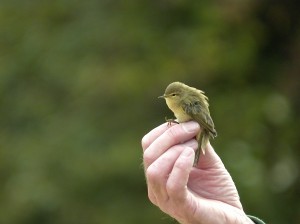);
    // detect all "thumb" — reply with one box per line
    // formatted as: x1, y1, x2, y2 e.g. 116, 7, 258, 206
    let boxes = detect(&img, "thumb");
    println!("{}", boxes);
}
195, 143, 225, 169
